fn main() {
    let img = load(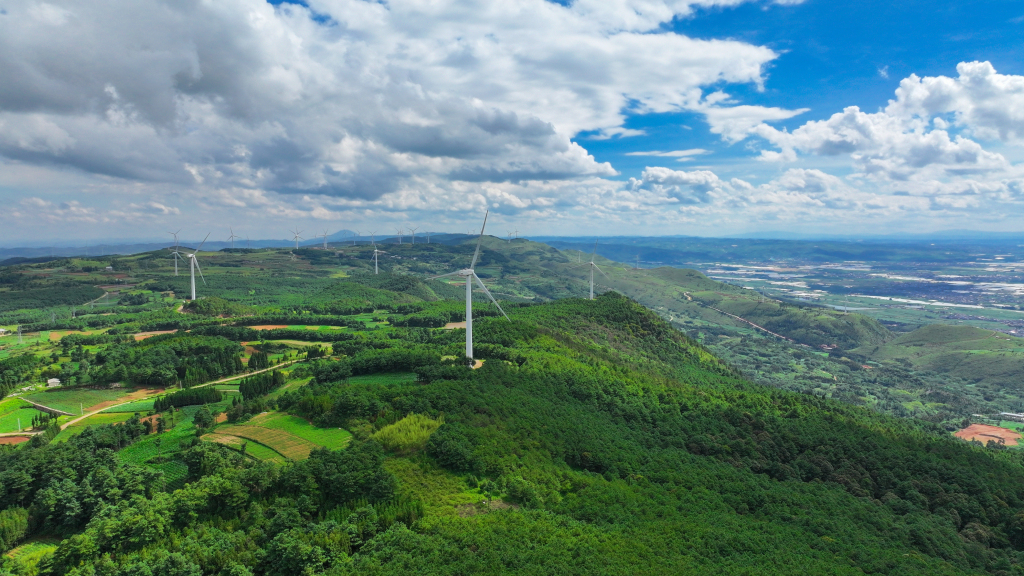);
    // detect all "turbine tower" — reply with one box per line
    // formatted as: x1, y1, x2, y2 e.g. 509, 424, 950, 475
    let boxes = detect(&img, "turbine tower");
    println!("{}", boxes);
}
408, 226, 418, 244
575, 241, 608, 300
186, 233, 210, 301
228, 227, 240, 249
169, 230, 183, 276
351, 230, 360, 246
290, 228, 303, 250
371, 242, 385, 274
395, 227, 403, 244
321, 229, 330, 249
431, 210, 510, 366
